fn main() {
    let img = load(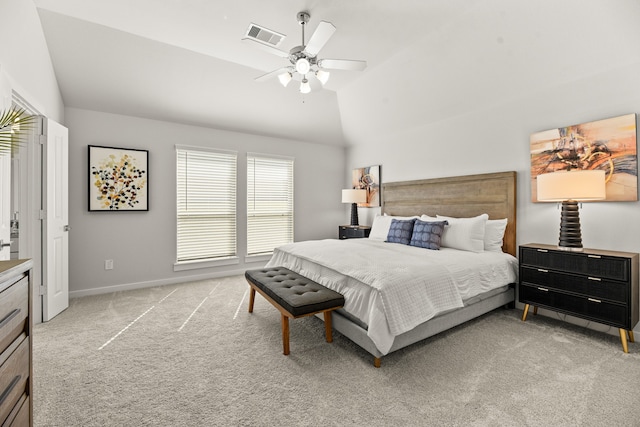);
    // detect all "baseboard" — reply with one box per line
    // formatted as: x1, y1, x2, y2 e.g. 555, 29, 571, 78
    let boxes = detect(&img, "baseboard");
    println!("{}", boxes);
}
69, 268, 248, 298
